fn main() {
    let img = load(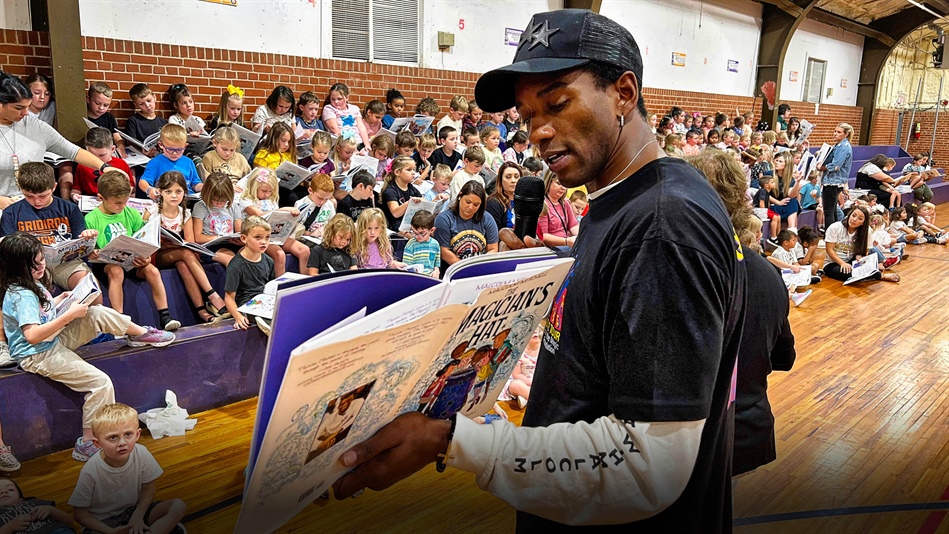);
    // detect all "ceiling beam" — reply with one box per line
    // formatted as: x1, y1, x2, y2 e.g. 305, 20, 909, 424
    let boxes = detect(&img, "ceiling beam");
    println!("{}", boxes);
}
809, 8, 898, 47
756, 0, 902, 46
924, 0, 949, 16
